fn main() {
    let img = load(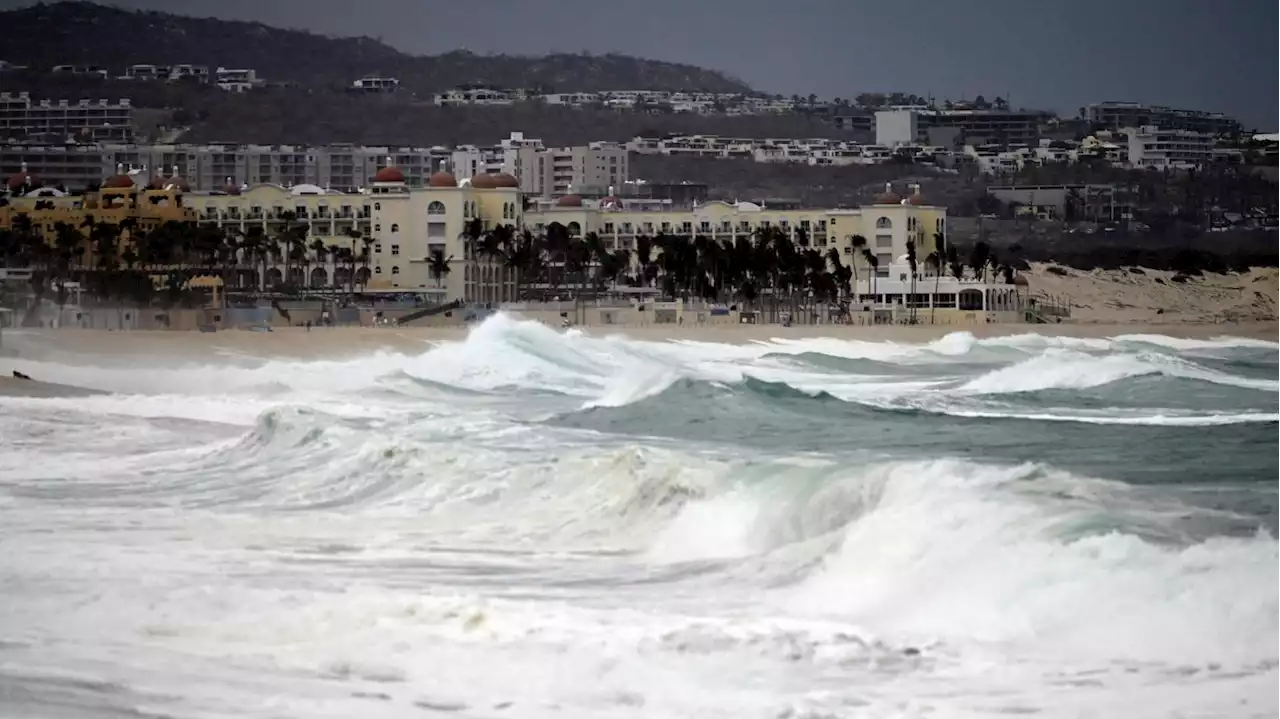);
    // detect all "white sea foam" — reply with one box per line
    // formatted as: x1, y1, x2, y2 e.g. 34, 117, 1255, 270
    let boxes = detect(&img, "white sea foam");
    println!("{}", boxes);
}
1, 314, 1276, 718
